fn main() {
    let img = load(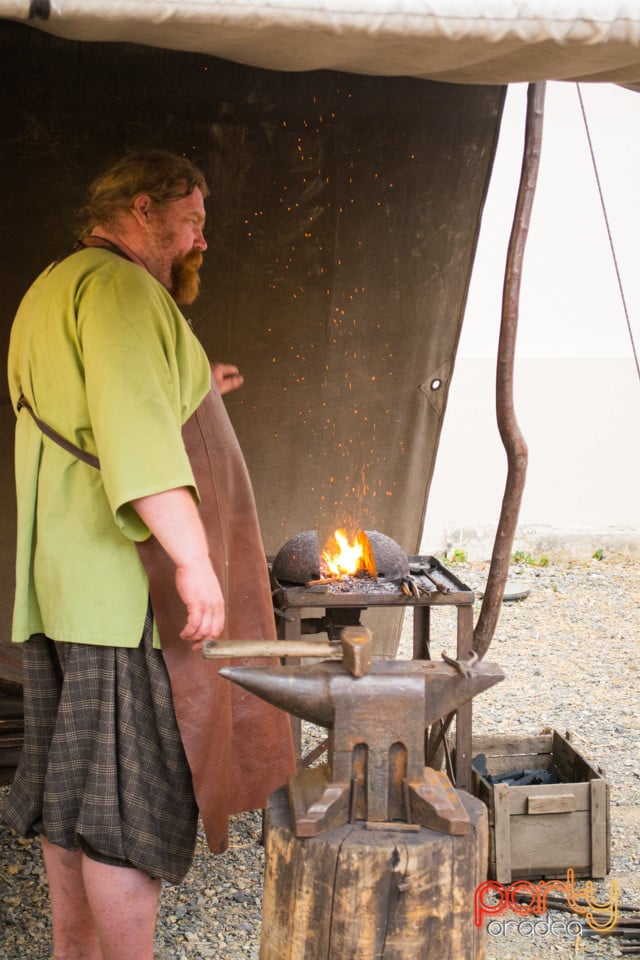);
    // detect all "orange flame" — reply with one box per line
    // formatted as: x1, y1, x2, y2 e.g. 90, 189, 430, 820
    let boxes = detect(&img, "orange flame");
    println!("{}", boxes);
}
321, 528, 377, 579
